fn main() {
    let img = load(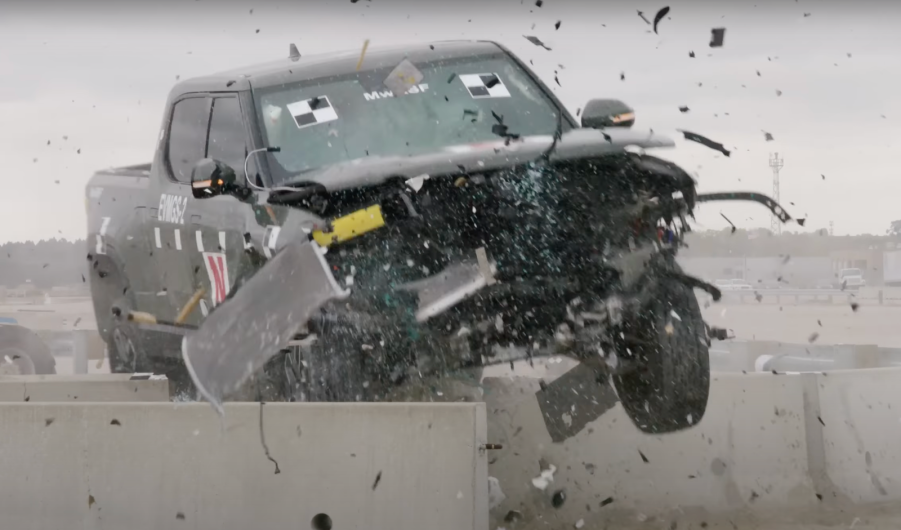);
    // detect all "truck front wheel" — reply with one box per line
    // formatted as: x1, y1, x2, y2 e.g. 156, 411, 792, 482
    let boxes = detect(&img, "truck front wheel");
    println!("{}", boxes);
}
612, 276, 710, 434
107, 305, 194, 398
